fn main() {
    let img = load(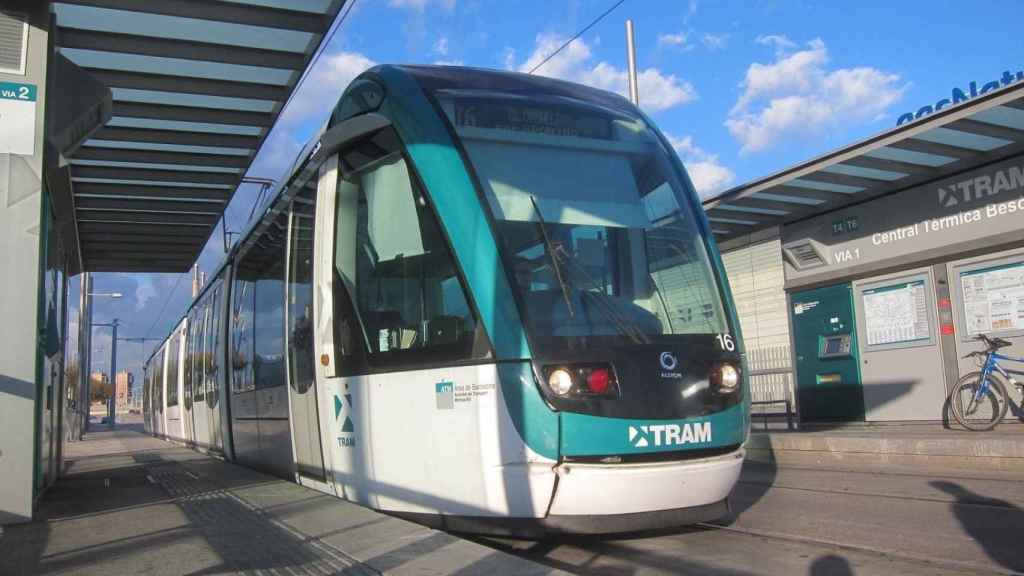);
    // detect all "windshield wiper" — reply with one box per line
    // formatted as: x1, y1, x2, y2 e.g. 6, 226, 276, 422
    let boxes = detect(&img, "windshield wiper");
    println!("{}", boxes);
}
529, 195, 574, 318
561, 257, 650, 345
